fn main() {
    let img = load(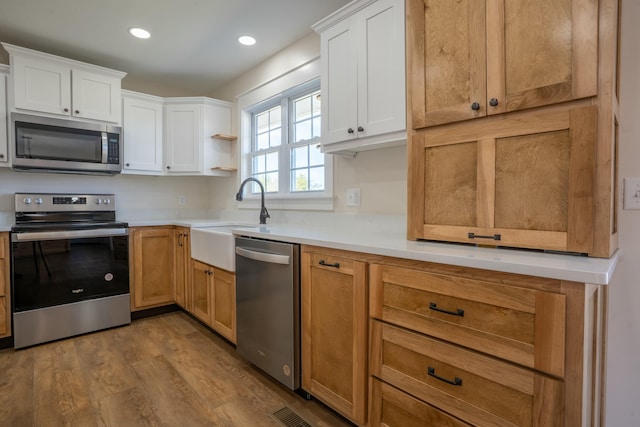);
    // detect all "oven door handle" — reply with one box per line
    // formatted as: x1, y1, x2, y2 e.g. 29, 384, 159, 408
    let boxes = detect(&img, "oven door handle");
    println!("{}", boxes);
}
12, 228, 129, 242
